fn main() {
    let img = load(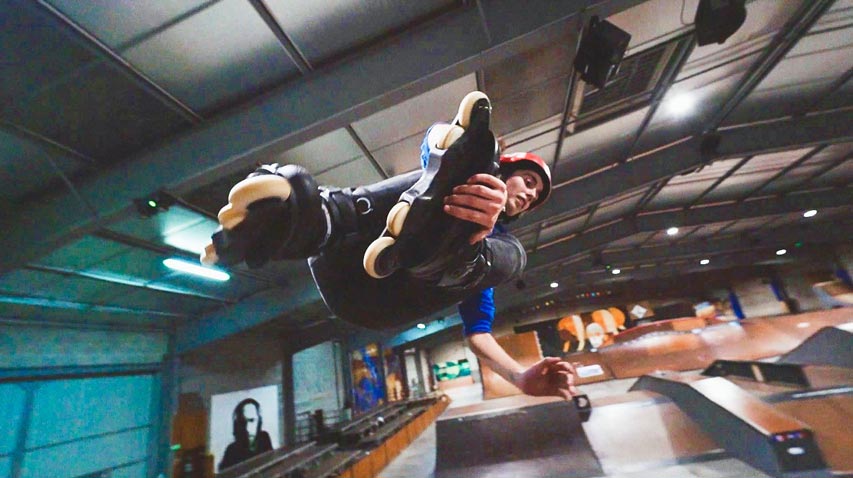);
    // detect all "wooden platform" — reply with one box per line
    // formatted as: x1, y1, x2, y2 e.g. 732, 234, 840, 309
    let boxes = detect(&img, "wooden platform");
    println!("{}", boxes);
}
567, 309, 853, 384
